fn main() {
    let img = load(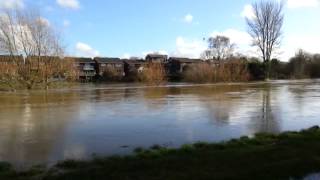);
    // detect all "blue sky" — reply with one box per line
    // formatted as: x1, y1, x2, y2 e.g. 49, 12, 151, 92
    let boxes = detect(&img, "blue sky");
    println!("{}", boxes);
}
1, 0, 320, 60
